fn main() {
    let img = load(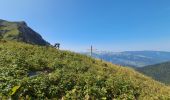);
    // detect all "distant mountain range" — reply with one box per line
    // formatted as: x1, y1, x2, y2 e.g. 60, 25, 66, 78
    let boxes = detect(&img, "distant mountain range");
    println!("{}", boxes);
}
137, 61, 170, 84
0, 19, 49, 46
82, 51, 170, 67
